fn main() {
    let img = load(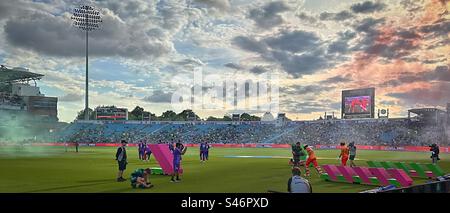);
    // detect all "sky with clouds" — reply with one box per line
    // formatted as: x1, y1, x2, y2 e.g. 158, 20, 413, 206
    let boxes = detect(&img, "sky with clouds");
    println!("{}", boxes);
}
0, 0, 449, 122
